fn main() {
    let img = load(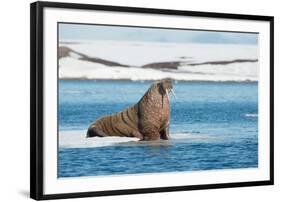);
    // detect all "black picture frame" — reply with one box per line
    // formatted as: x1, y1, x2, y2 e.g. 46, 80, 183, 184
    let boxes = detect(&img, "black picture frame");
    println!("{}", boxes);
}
30, 1, 274, 200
